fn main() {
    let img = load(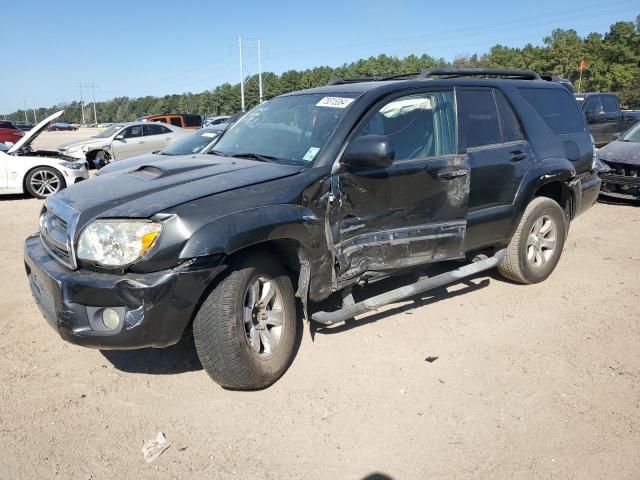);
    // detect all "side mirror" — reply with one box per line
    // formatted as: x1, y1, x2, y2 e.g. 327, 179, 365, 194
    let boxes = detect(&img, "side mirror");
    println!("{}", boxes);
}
341, 134, 394, 169
115, 134, 125, 141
